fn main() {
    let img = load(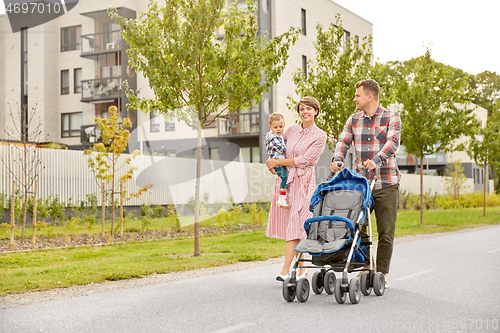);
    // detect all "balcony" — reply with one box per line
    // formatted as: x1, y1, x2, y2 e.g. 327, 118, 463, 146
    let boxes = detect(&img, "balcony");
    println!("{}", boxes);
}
81, 124, 101, 146
219, 112, 259, 137
81, 77, 122, 102
81, 122, 125, 146
80, 30, 123, 57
